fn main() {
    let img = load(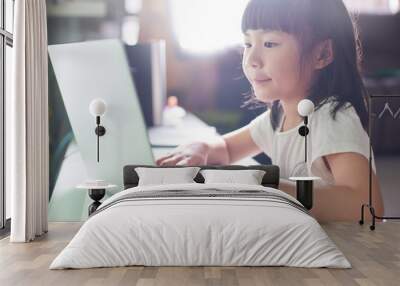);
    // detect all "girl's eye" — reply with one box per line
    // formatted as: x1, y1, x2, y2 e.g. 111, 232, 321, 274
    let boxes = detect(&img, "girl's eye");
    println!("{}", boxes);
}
243, 43, 252, 48
264, 42, 278, 48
